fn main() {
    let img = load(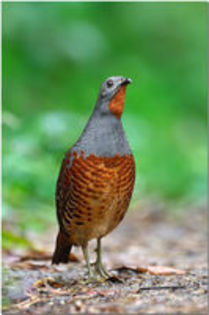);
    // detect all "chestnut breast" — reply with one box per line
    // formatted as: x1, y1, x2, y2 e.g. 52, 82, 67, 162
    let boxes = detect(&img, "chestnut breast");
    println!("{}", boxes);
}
56, 152, 135, 246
